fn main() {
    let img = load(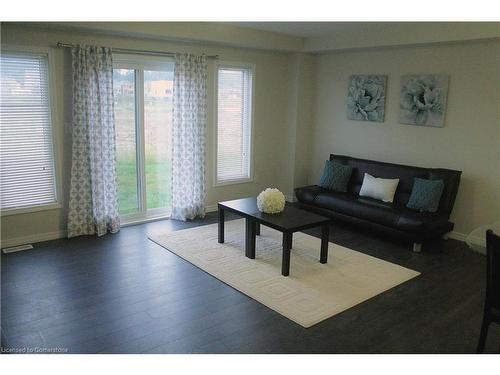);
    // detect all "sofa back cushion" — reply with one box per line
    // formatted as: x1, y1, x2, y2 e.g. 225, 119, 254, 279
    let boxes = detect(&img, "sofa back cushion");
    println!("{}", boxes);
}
329, 154, 461, 213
